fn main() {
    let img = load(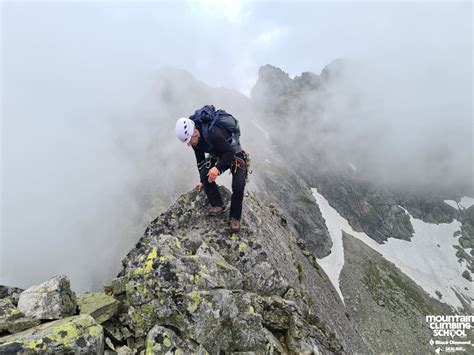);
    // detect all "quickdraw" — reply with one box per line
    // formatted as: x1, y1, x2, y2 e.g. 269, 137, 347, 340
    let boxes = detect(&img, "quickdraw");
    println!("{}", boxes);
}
197, 155, 218, 171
